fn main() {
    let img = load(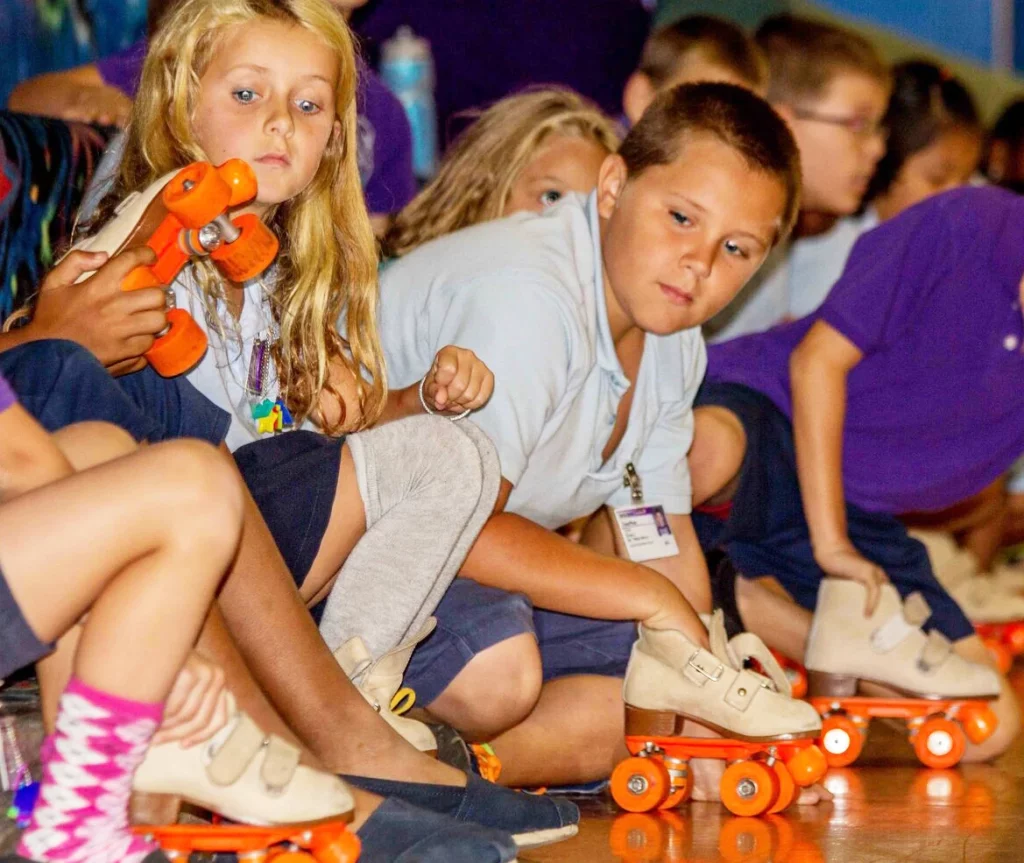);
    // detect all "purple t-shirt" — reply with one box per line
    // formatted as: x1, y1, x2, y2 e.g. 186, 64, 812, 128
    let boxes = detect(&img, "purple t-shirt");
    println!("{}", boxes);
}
352, 0, 650, 143
0, 371, 17, 414
96, 42, 415, 214
706, 186, 1024, 515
